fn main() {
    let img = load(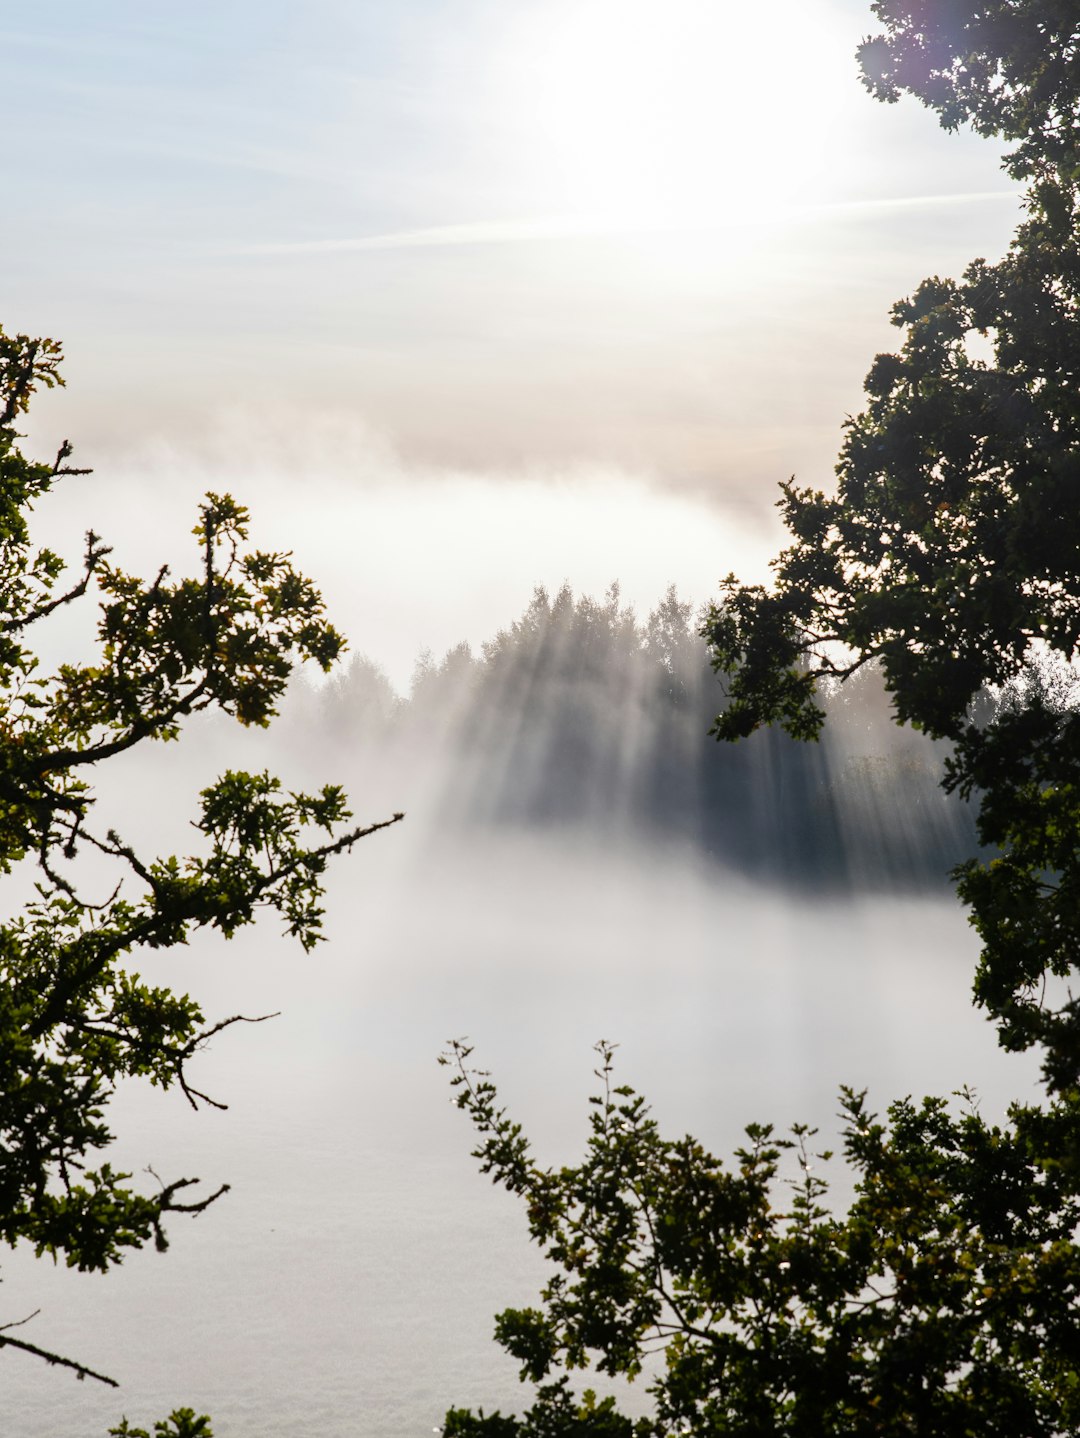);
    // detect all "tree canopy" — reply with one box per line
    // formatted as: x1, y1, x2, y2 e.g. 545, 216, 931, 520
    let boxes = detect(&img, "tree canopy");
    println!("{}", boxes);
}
0, 328, 400, 1390
857, 0, 1080, 184
441, 1040, 1080, 1437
